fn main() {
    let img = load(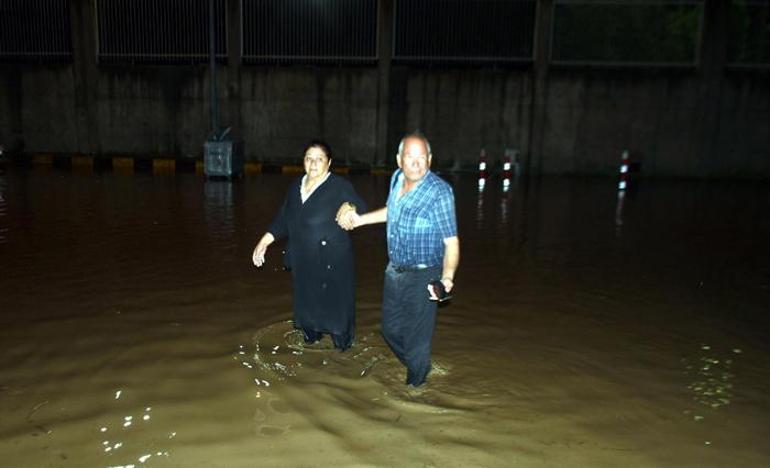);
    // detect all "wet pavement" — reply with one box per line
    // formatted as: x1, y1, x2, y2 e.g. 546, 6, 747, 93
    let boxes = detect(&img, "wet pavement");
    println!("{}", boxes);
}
1, 168, 769, 467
